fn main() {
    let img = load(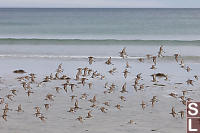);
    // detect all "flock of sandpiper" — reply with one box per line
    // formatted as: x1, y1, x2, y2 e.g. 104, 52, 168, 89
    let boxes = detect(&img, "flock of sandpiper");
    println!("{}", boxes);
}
0, 46, 197, 125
